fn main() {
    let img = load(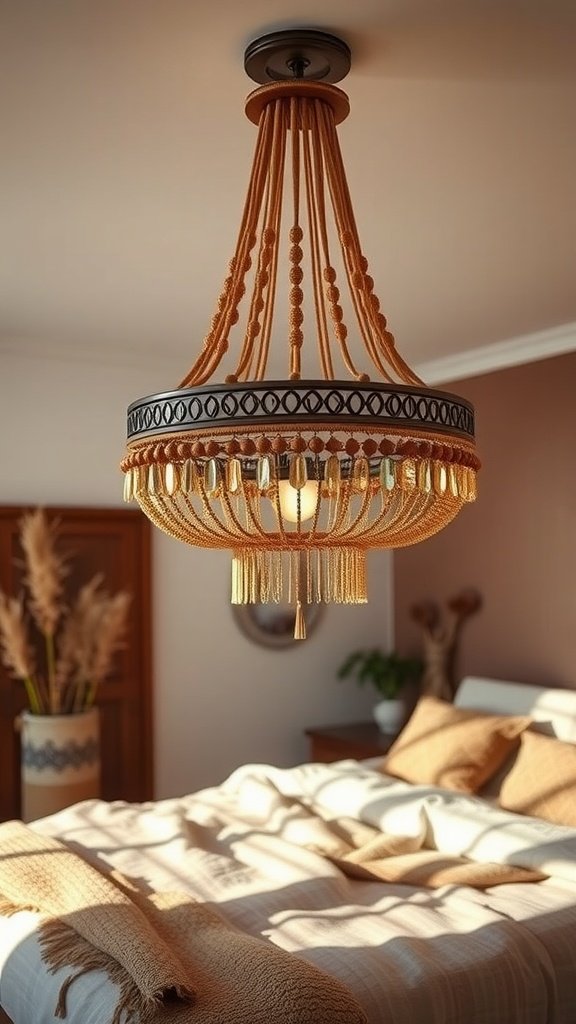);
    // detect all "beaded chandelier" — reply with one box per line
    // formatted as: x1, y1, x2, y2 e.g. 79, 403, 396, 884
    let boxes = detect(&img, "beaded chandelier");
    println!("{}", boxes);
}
122, 30, 479, 638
